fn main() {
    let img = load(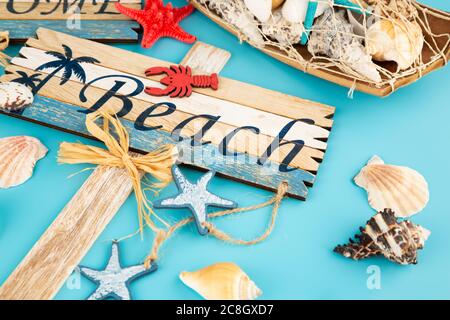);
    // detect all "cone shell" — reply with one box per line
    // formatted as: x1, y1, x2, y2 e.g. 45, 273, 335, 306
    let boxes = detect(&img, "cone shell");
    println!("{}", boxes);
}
179, 262, 262, 300
0, 136, 47, 189
366, 19, 424, 71
334, 208, 430, 265
354, 155, 429, 218
0, 82, 34, 112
